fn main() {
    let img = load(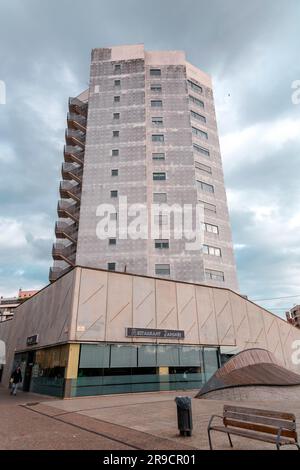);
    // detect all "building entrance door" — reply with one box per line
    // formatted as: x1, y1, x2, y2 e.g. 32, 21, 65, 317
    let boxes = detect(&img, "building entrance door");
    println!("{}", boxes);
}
23, 351, 35, 392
